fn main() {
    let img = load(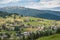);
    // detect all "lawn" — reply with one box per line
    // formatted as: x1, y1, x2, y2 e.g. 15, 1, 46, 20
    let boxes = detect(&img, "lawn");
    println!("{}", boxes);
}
37, 34, 60, 40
